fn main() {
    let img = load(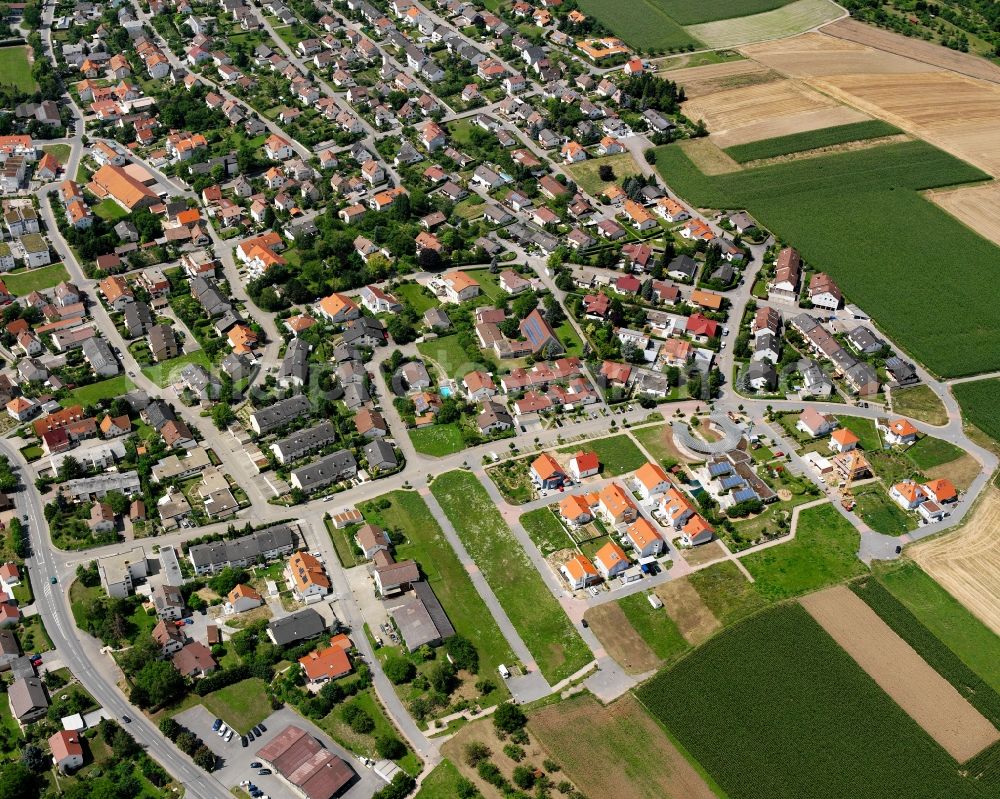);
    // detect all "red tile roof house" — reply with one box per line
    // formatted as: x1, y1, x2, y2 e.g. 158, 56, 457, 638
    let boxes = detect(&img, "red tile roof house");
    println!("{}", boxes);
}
568, 451, 599, 480
49, 730, 84, 773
